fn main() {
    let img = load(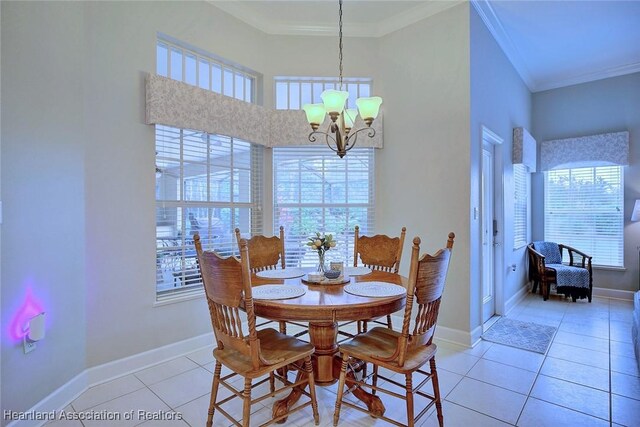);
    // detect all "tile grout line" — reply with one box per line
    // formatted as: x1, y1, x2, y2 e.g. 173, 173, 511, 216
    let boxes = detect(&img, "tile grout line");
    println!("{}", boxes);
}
513, 298, 568, 426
